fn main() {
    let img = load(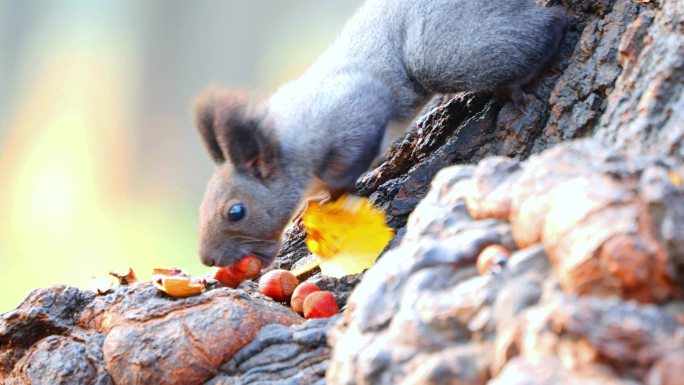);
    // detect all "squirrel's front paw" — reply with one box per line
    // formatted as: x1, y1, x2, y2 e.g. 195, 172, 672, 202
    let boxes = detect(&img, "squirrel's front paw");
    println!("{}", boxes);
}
291, 192, 332, 229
